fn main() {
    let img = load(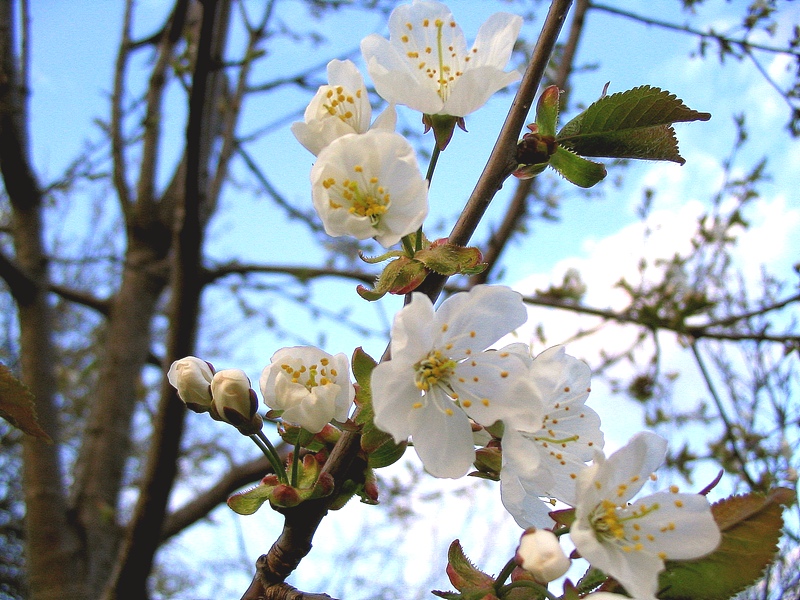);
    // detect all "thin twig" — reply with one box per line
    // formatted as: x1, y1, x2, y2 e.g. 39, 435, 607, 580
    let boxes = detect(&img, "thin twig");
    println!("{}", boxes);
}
589, 2, 800, 58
